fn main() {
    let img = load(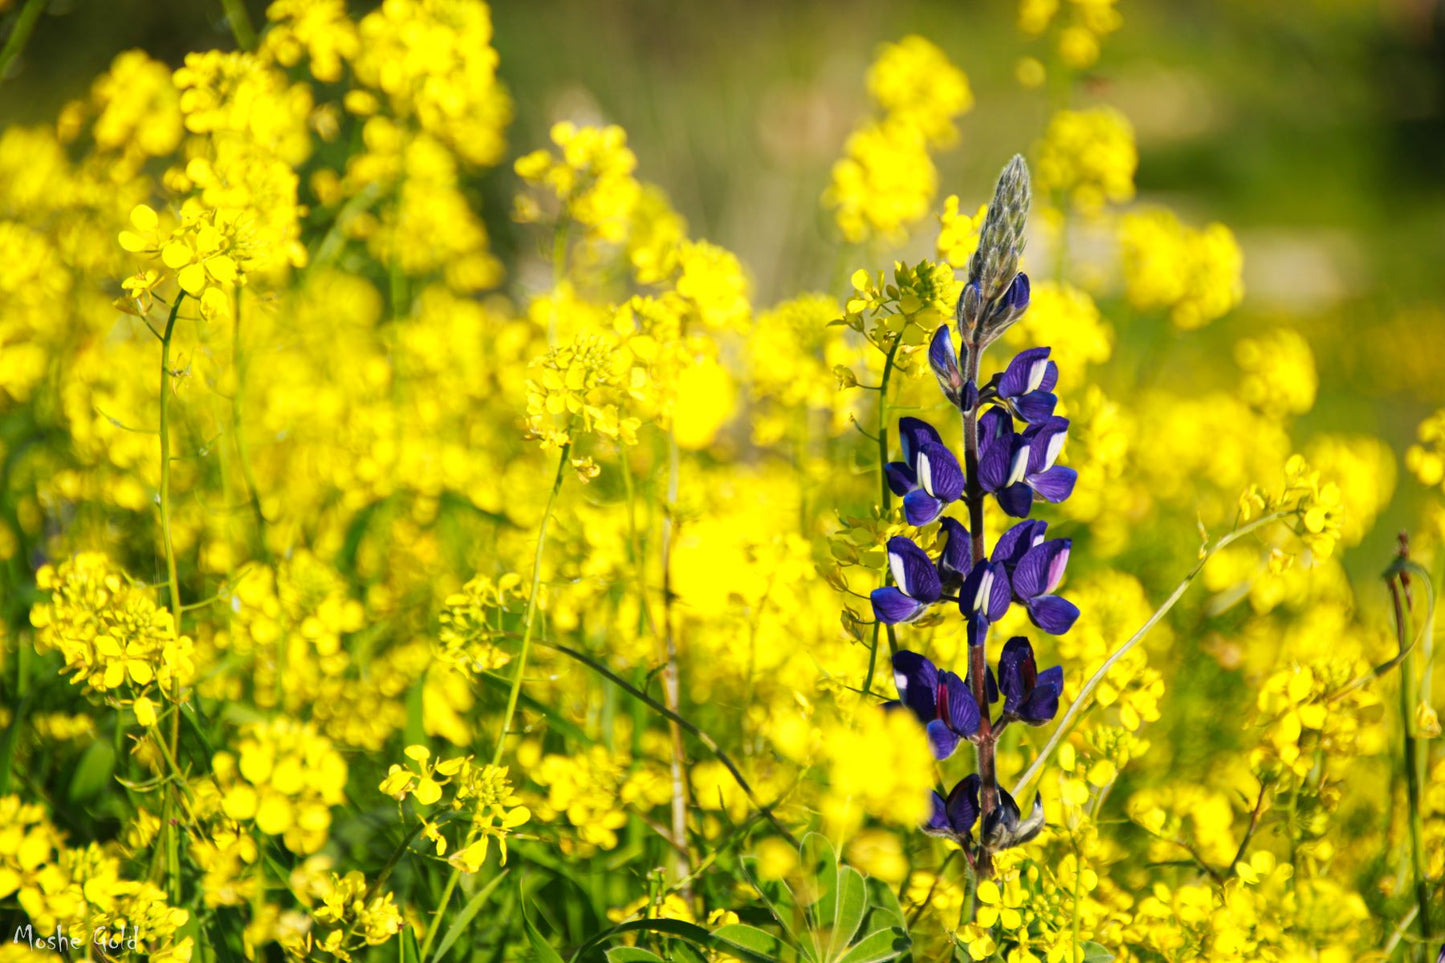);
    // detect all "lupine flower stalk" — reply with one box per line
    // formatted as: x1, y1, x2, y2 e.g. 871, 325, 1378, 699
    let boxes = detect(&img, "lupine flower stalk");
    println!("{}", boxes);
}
871, 155, 1077, 878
